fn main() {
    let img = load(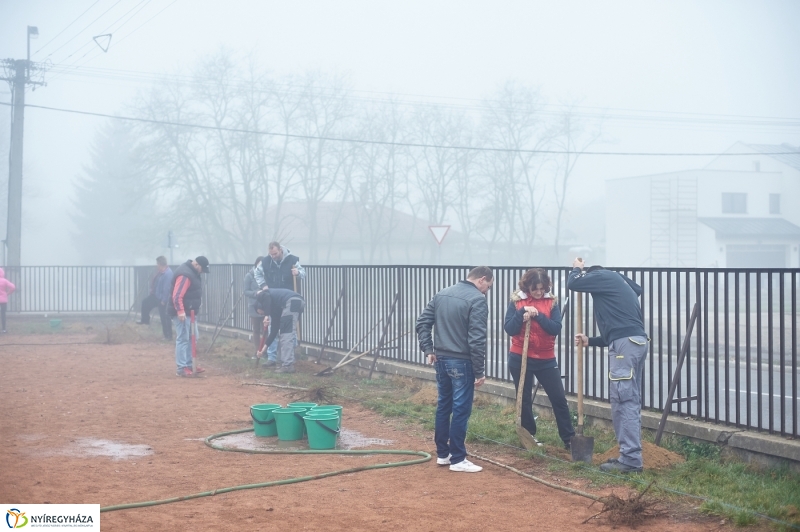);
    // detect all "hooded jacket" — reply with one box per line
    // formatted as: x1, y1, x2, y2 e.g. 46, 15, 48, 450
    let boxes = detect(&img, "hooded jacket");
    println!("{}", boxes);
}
566, 268, 645, 347
503, 291, 562, 360
254, 288, 304, 348
0, 268, 15, 304
254, 246, 305, 291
